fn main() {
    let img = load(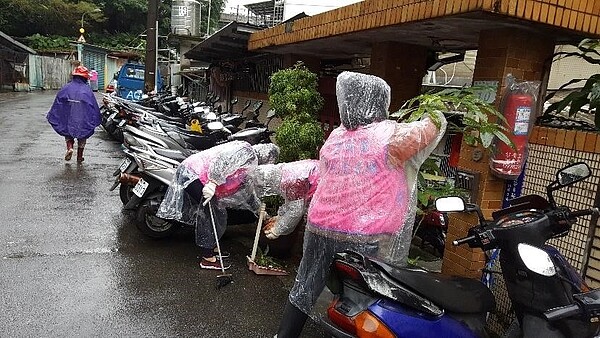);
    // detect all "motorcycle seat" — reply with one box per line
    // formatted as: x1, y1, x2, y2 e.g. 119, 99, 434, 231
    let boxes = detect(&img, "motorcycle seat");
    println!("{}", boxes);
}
153, 148, 190, 162
220, 114, 244, 127
166, 130, 223, 151
150, 111, 186, 124
370, 259, 495, 314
